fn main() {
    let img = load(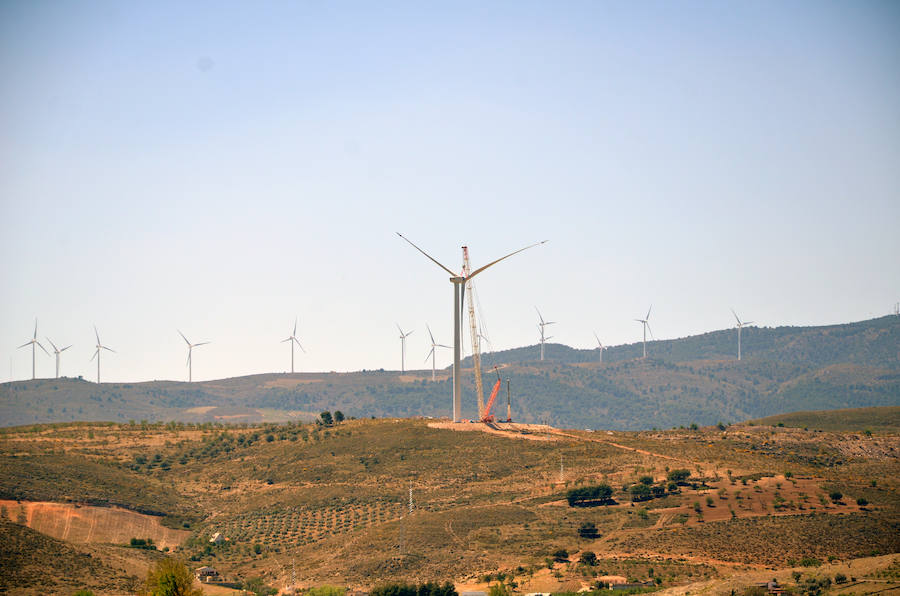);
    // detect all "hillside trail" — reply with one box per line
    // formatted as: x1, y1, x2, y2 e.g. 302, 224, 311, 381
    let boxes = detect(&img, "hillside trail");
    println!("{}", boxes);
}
547, 428, 713, 473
